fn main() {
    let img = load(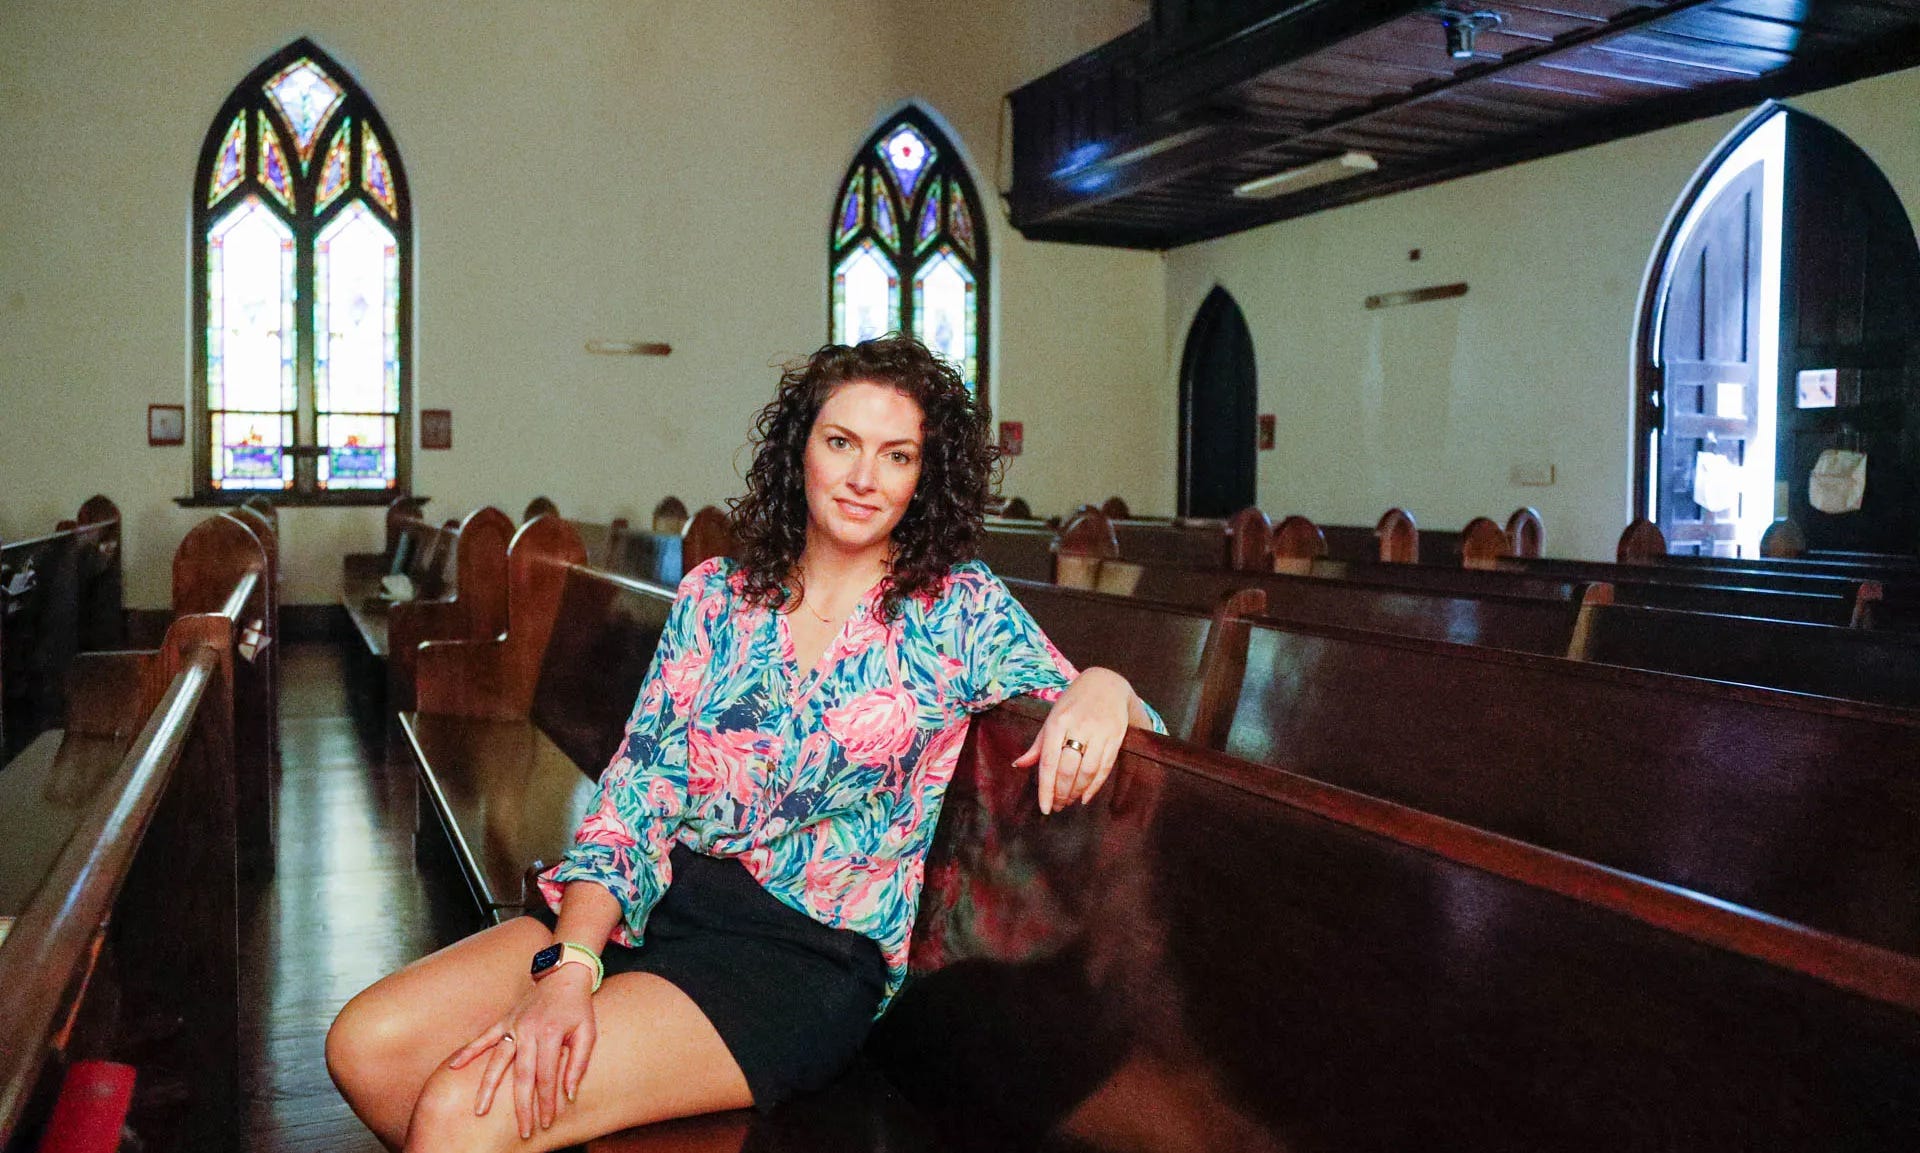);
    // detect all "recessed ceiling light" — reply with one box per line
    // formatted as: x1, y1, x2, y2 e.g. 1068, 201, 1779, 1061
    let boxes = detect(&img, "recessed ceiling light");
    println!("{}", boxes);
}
1233, 151, 1379, 199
